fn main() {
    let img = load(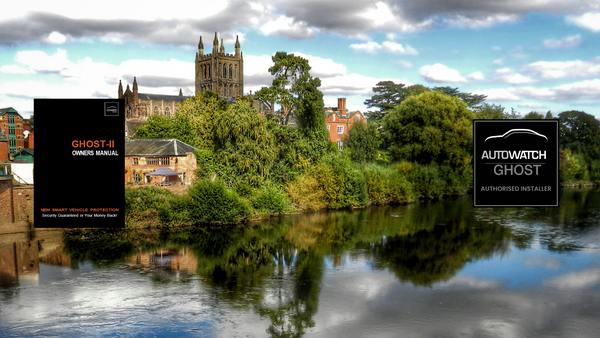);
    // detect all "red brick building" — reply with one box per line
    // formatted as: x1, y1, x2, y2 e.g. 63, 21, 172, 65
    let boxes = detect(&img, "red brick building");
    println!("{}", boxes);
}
324, 98, 367, 150
0, 129, 8, 163
125, 139, 198, 185
0, 107, 25, 158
